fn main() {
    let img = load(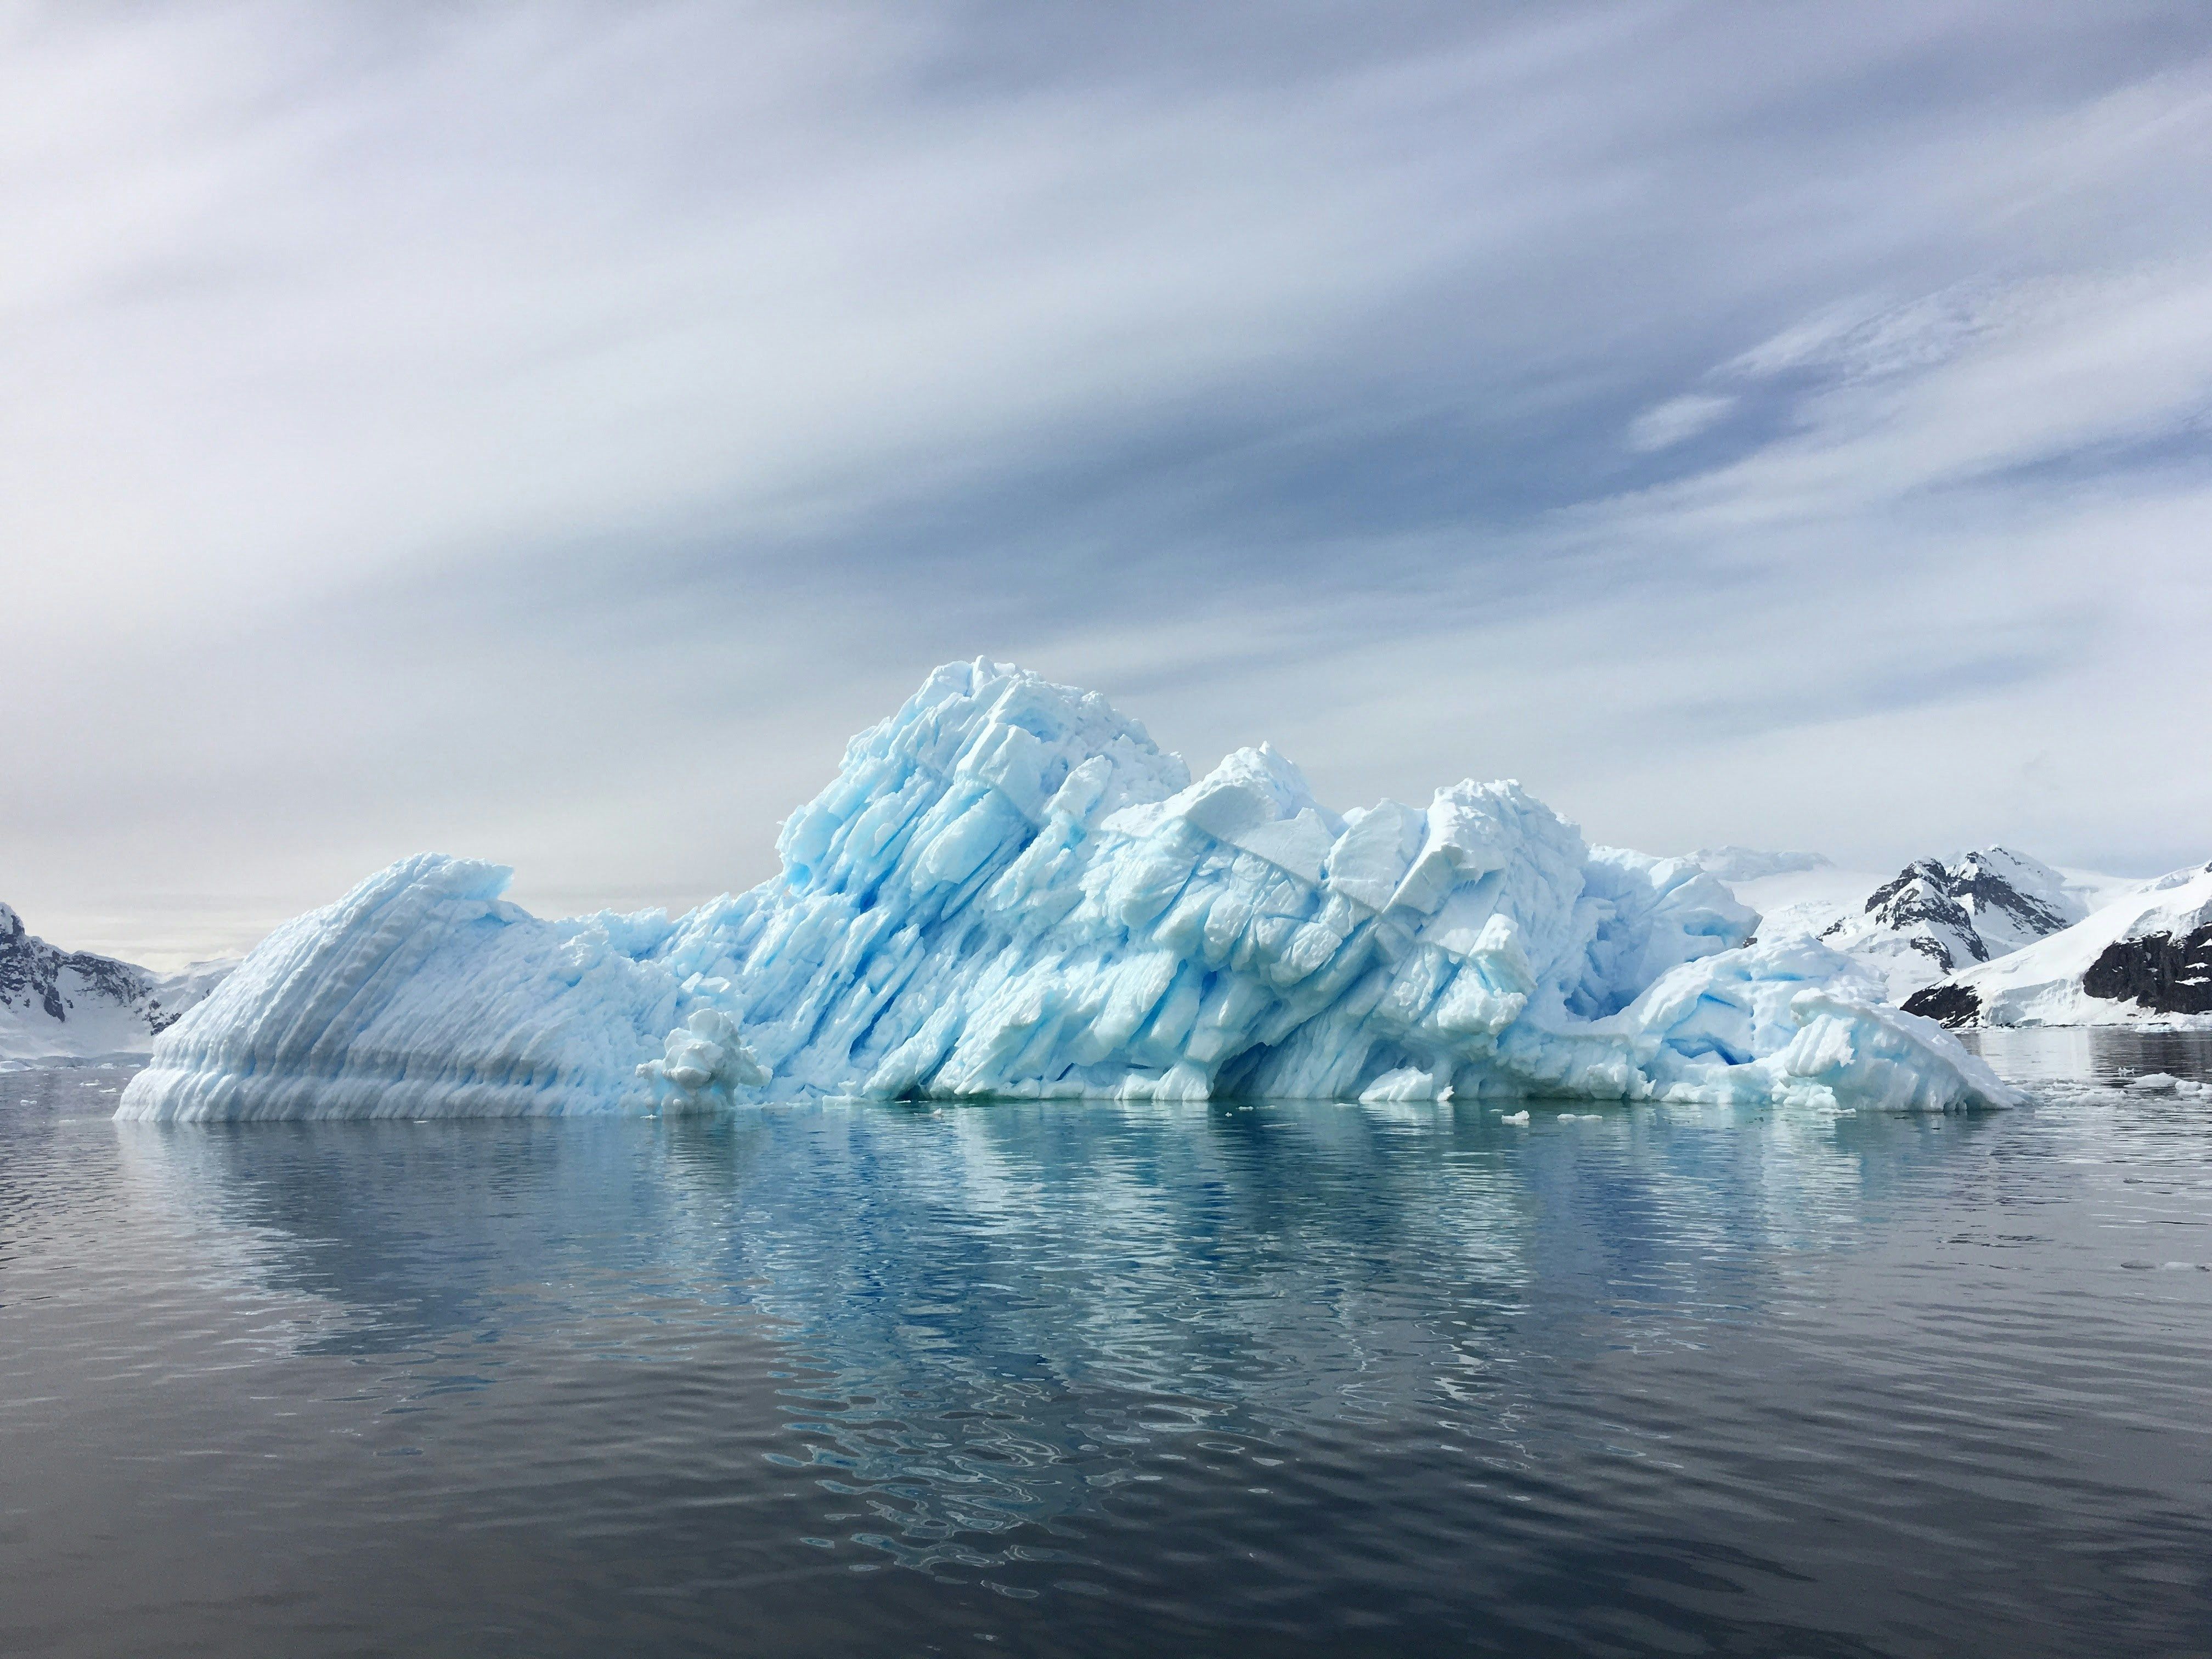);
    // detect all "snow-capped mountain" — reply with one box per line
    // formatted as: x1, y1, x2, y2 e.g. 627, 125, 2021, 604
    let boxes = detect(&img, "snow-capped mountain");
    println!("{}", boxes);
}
1816, 848, 2086, 998
1902, 864, 2212, 1029
0, 904, 235, 1062
1697, 846, 2121, 1002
